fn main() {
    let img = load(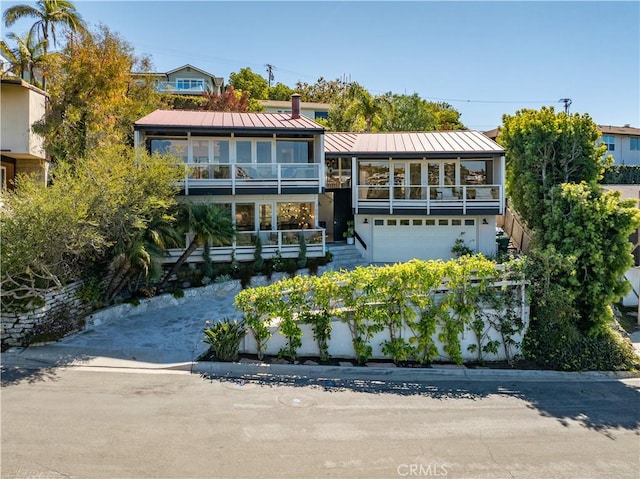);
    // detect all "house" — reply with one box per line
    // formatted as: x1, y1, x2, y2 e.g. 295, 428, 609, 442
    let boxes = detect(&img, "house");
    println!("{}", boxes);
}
597, 125, 640, 166
134, 95, 326, 263
133, 64, 224, 95
324, 131, 505, 263
134, 96, 506, 266
484, 124, 640, 166
0, 78, 49, 190
259, 99, 330, 121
